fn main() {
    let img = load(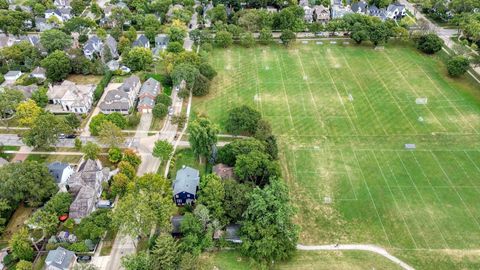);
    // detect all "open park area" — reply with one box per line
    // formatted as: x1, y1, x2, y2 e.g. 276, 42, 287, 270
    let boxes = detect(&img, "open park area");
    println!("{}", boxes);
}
193, 42, 480, 268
